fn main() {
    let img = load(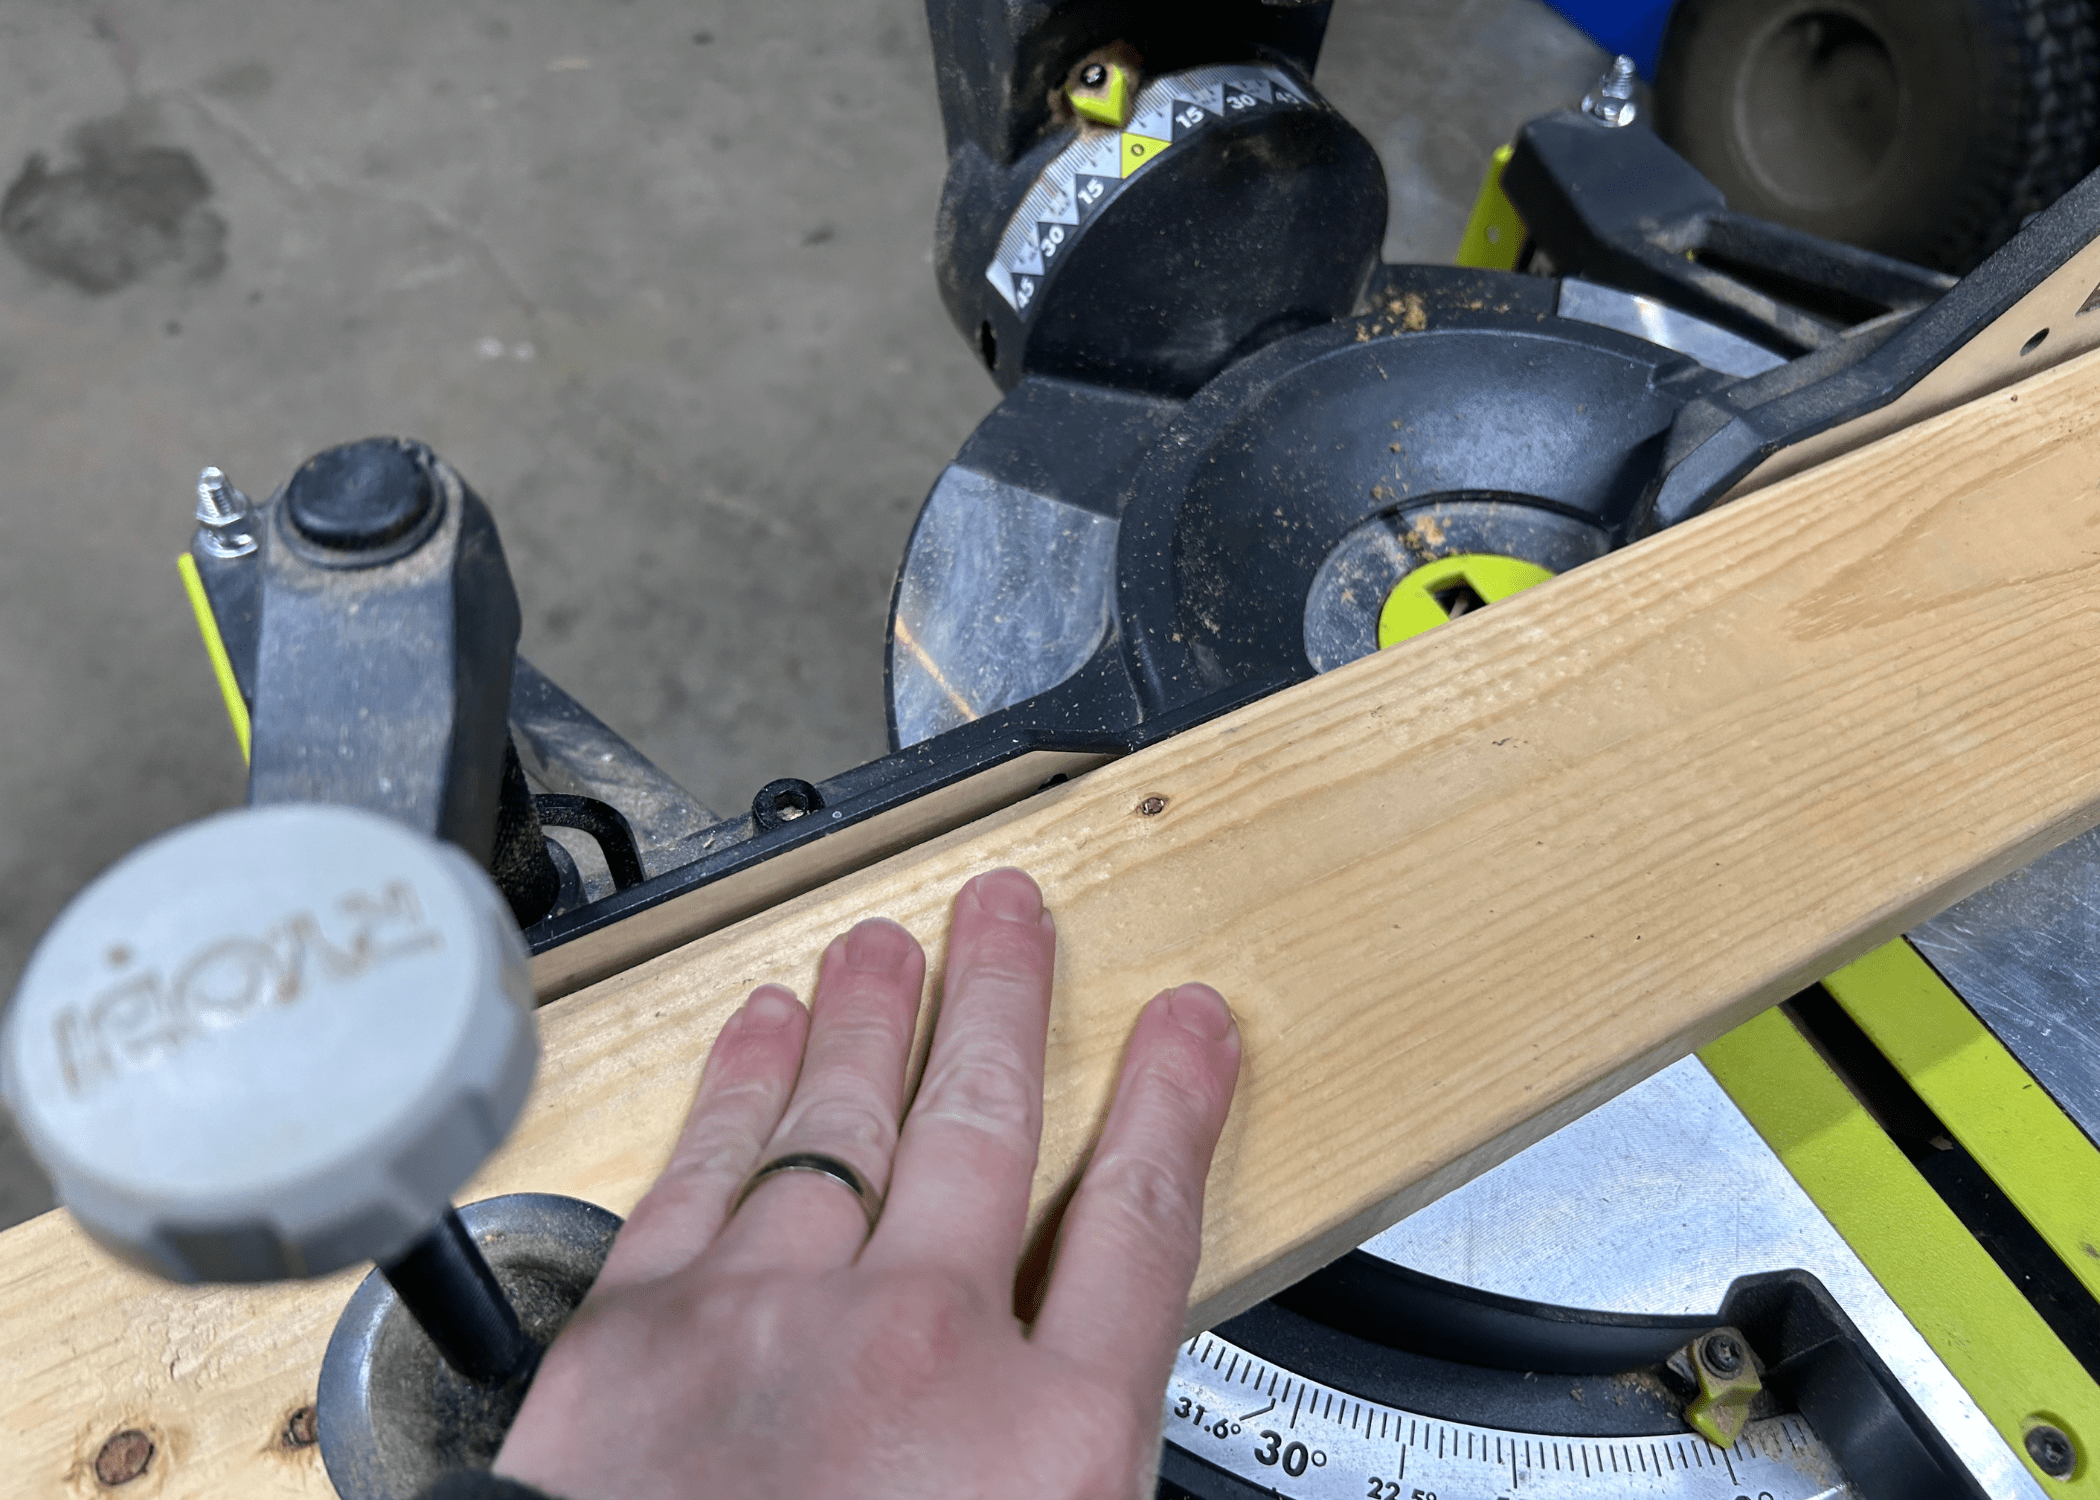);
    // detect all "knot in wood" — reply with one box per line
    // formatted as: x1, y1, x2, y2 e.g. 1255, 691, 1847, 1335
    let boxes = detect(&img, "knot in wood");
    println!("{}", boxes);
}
93, 1429, 154, 1486
282, 1405, 318, 1448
